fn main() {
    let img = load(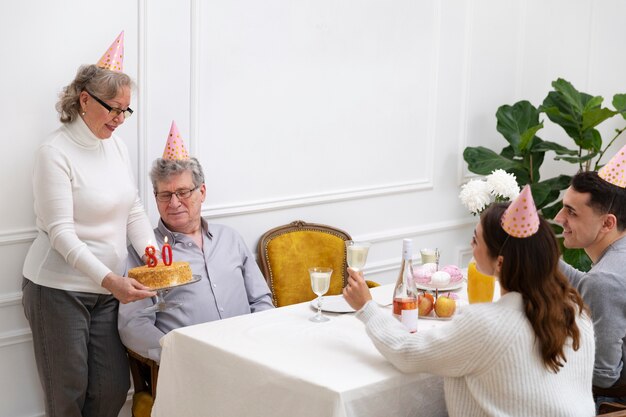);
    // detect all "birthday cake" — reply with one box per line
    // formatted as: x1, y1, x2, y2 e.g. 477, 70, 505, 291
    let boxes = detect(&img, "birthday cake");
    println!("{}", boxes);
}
128, 261, 192, 289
